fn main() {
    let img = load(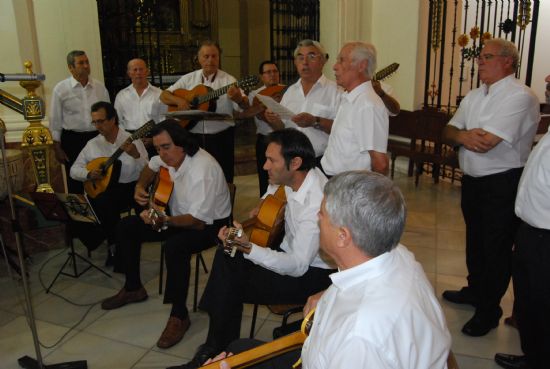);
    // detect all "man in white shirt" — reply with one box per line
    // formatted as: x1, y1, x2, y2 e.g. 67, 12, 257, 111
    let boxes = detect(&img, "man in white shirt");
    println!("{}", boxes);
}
114, 58, 166, 137
441, 38, 540, 337
264, 40, 341, 164
236, 60, 285, 196
160, 40, 246, 183
49, 50, 110, 193
321, 42, 389, 176
201, 171, 451, 369
70, 101, 148, 263
172, 129, 335, 369
494, 129, 550, 369
100, 121, 231, 350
